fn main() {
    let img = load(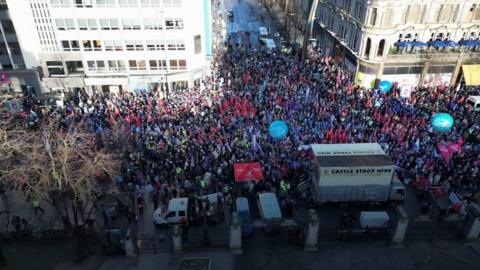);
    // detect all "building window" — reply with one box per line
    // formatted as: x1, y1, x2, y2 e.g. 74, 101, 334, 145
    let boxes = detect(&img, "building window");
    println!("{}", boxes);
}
122, 18, 141, 30
144, 18, 163, 30
178, 59, 186, 70
149, 60, 166, 70
119, 0, 138, 7
46, 61, 65, 75
61, 40, 80, 51
163, 0, 182, 7
108, 60, 126, 71
141, 0, 160, 7
404, 5, 422, 23
135, 40, 144, 50
169, 60, 178, 70
146, 40, 164, 51
83, 40, 92, 51
167, 40, 185, 50
87, 60, 105, 71
128, 60, 146, 70
51, 0, 70, 7
88, 19, 98, 30
0, 43, 7, 55
382, 9, 393, 27
1, 20, 16, 34
377, 39, 385, 57
369, 8, 377, 26
93, 40, 102, 51
100, 18, 119, 30
467, 4, 480, 21
75, 0, 93, 8
436, 4, 453, 23
126, 40, 135, 51
96, 0, 116, 7
8, 42, 22, 55
165, 18, 183, 30
55, 18, 75, 30
104, 40, 114, 51
354, 2, 364, 21
66, 61, 84, 74
364, 38, 371, 59
194, 35, 201, 54
104, 40, 123, 51
78, 19, 88, 30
